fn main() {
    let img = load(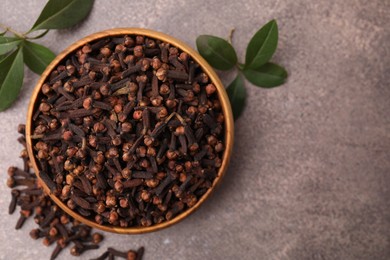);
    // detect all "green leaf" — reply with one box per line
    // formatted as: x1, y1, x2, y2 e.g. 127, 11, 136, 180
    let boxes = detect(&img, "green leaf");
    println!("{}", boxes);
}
226, 75, 246, 120
0, 48, 24, 111
23, 40, 56, 74
245, 20, 278, 70
30, 0, 94, 31
243, 62, 288, 88
0, 36, 22, 55
196, 35, 237, 70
